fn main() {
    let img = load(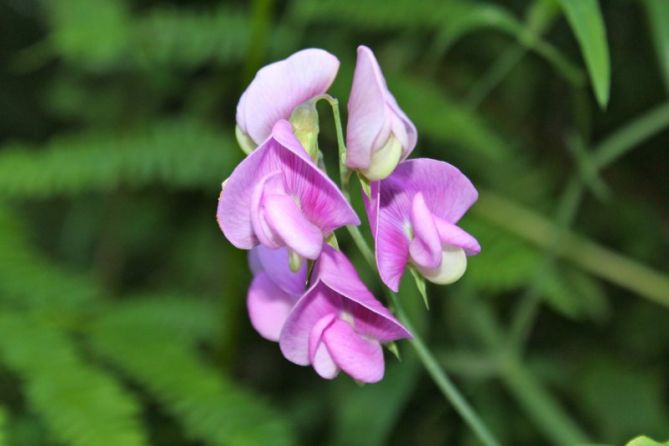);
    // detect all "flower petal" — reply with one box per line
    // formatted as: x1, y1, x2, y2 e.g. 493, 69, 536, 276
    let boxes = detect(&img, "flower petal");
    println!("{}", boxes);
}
279, 282, 340, 366
365, 181, 411, 292
434, 216, 481, 255
249, 246, 307, 296
218, 121, 359, 250
264, 193, 323, 260
315, 246, 411, 341
346, 46, 390, 170
237, 49, 340, 144
313, 342, 339, 379
272, 122, 361, 232
409, 192, 442, 270
247, 273, 299, 342
308, 314, 339, 379
382, 158, 478, 224
323, 319, 385, 383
